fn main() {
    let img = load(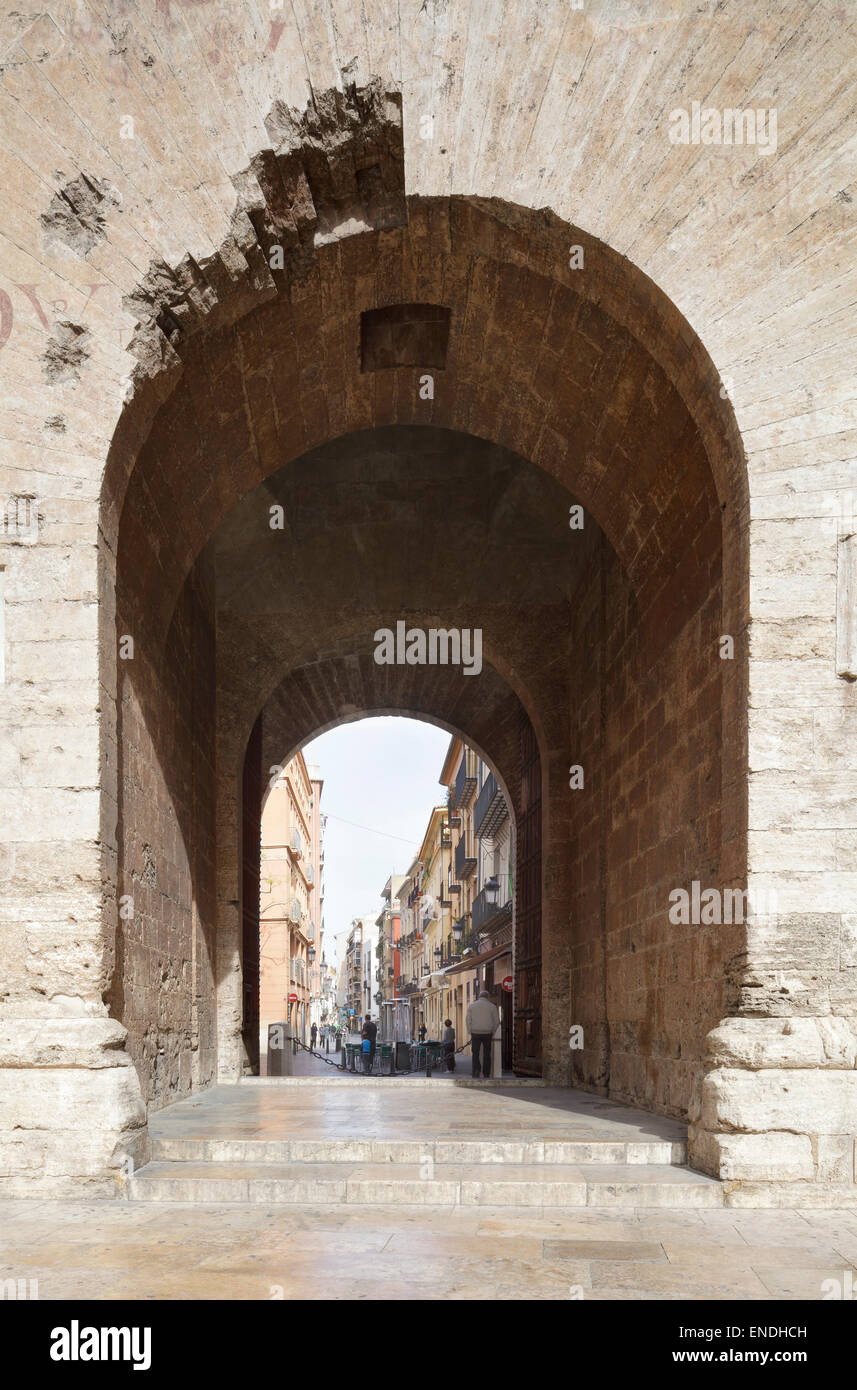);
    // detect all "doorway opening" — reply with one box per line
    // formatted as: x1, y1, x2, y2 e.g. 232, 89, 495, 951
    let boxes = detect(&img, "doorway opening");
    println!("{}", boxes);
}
243, 712, 537, 1079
